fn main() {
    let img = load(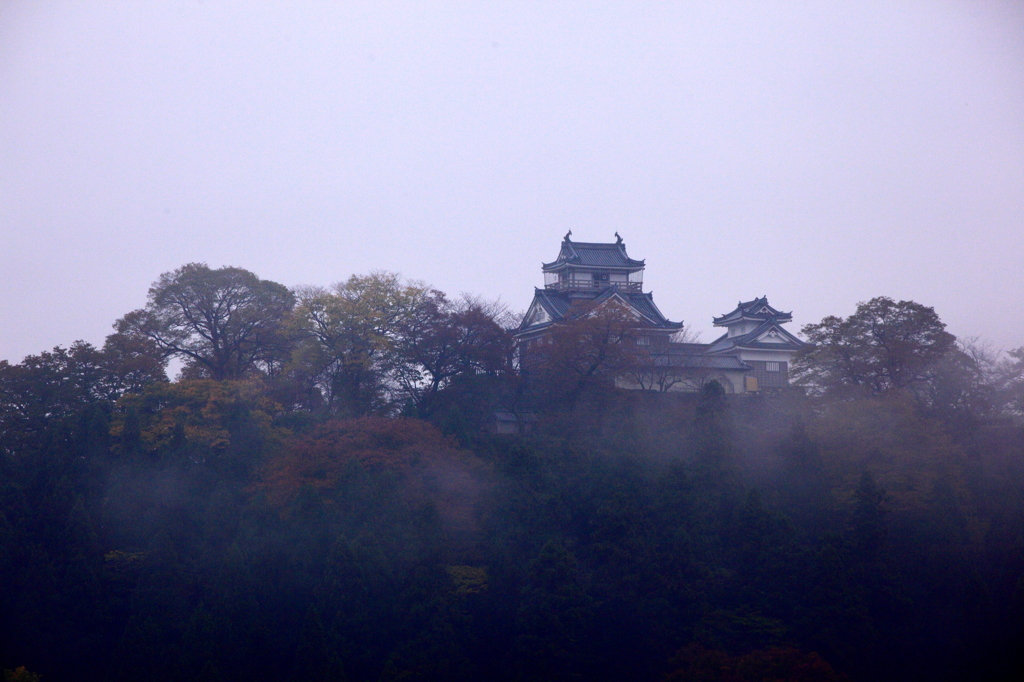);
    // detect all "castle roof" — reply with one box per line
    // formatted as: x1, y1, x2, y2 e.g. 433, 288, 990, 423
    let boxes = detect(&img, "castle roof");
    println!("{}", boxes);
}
657, 344, 752, 370
713, 296, 792, 326
517, 285, 682, 336
542, 237, 645, 271
706, 319, 805, 354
